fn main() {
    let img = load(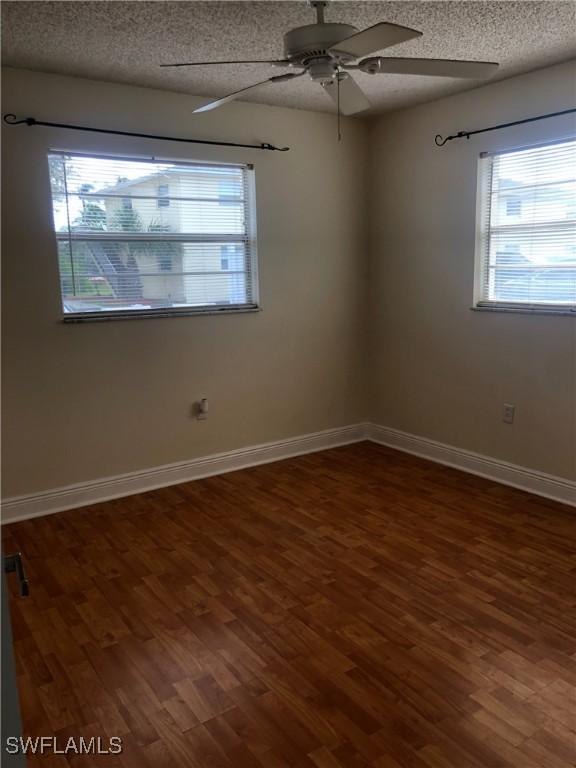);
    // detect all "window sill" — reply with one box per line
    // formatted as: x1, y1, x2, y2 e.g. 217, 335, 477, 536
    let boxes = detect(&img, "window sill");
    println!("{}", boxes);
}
62, 305, 261, 323
471, 304, 576, 317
